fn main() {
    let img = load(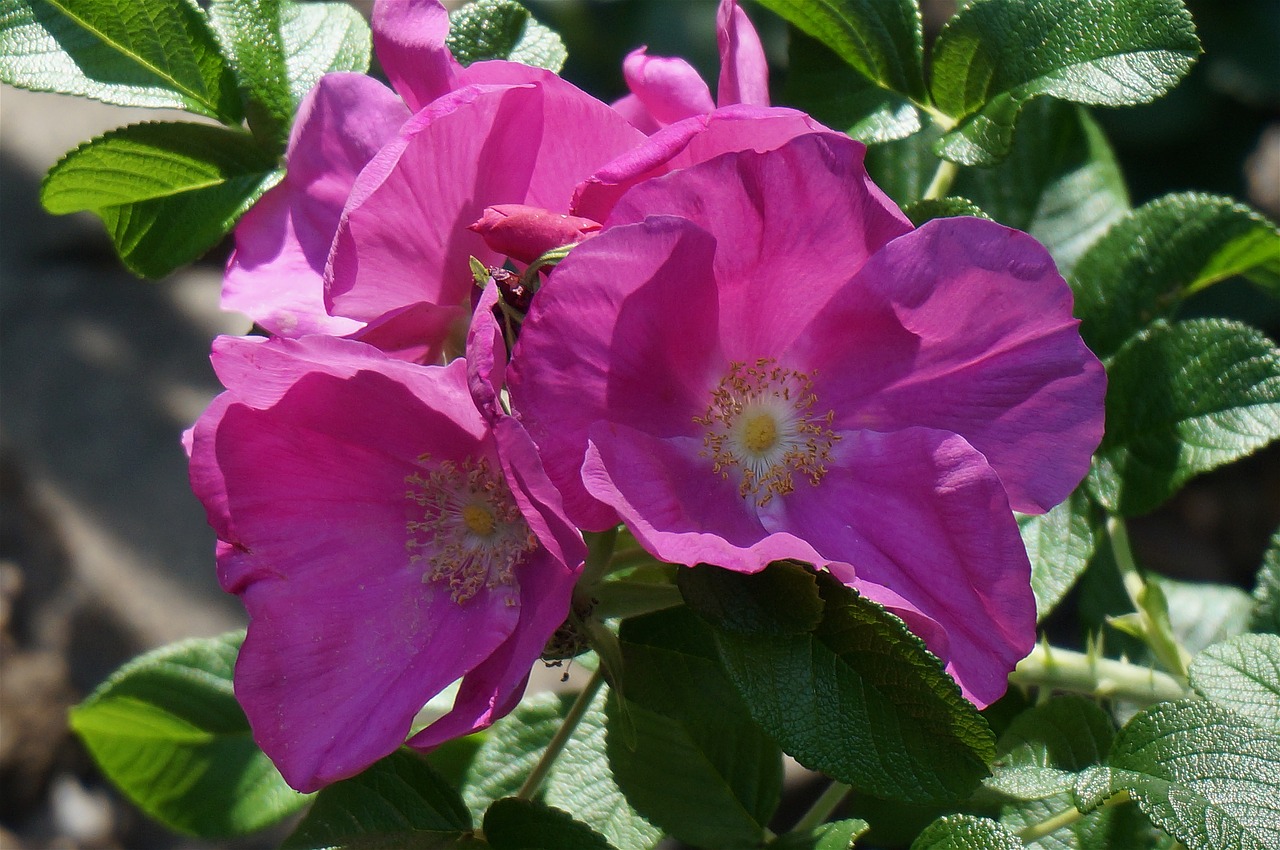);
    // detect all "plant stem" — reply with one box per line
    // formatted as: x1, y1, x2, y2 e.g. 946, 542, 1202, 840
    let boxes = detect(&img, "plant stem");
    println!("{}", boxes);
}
1010, 643, 1187, 704
1017, 791, 1130, 844
590, 580, 684, 620
578, 527, 619, 590
792, 780, 852, 833
921, 158, 960, 201
1106, 517, 1192, 680
516, 667, 606, 800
